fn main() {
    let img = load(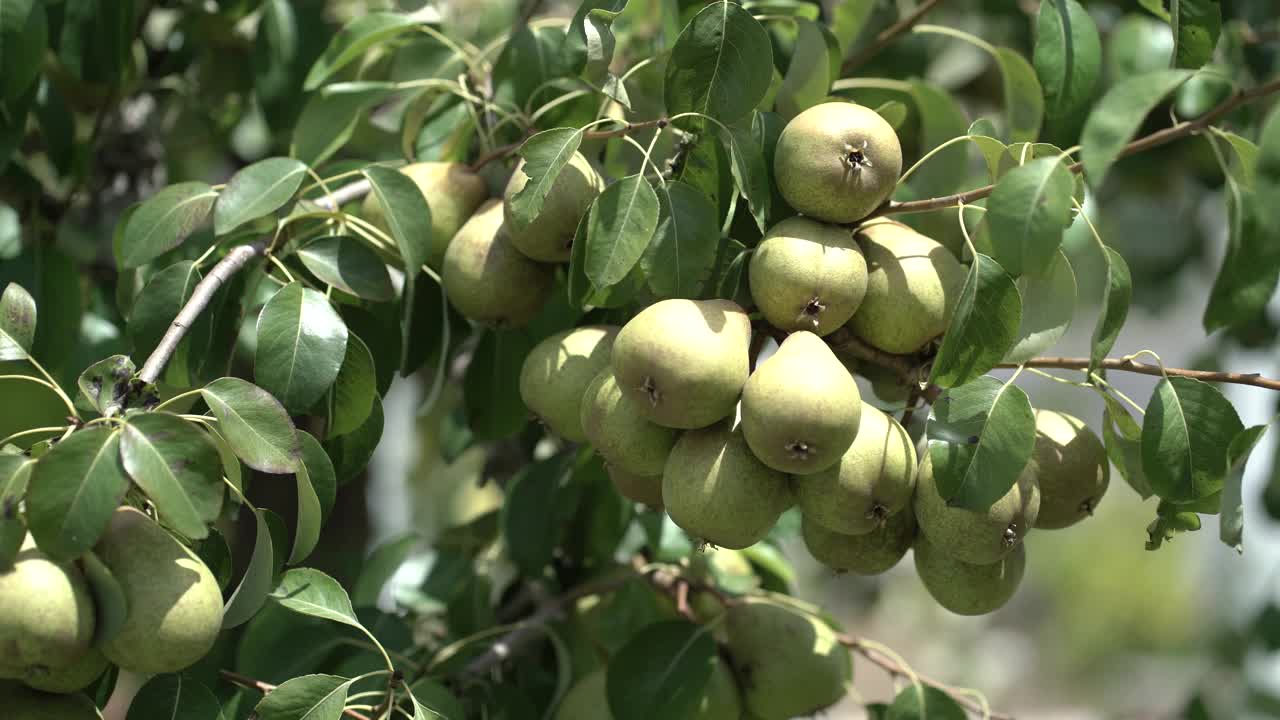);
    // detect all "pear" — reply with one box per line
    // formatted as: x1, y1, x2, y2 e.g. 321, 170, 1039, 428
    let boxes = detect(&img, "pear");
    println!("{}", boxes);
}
1026, 410, 1110, 529
0, 536, 95, 676
611, 299, 752, 429
442, 199, 555, 328
774, 102, 903, 224
359, 162, 488, 268
580, 368, 679, 477
795, 403, 916, 534
1, 682, 102, 720
504, 152, 604, 262
662, 423, 792, 549
848, 219, 966, 355
913, 533, 1025, 616
519, 325, 618, 442
749, 217, 868, 335
604, 464, 664, 508
95, 507, 224, 674
19, 649, 108, 694
802, 511, 915, 575
724, 597, 852, 720
741, 331, 861, 475
913, 451, 1040, 565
